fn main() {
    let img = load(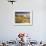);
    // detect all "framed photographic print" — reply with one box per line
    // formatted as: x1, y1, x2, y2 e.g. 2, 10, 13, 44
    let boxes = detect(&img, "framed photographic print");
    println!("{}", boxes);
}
14, 10, 32, 26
